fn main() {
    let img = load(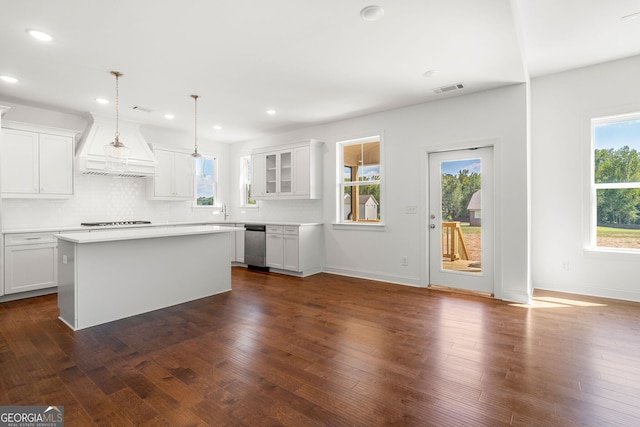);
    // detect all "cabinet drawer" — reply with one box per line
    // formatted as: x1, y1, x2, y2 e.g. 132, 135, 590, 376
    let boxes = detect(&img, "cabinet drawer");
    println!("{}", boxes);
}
266, 225, 283, 234
4, 233, 58, 246
283, 225, 298, 235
